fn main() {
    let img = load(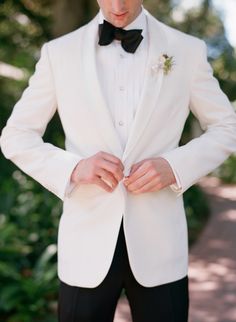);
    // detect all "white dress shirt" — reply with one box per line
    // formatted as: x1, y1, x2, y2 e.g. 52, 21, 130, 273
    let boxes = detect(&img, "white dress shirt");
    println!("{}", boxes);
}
97, 8, 148, 151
